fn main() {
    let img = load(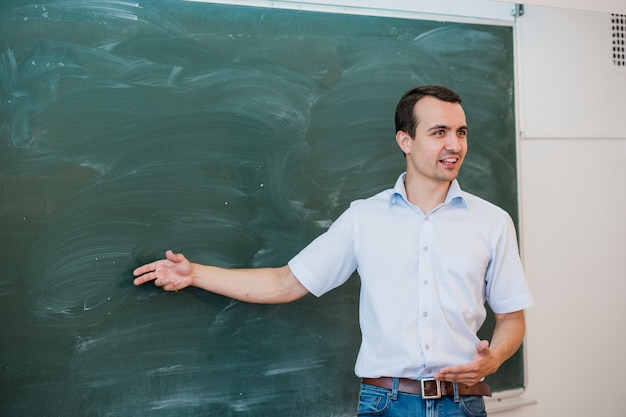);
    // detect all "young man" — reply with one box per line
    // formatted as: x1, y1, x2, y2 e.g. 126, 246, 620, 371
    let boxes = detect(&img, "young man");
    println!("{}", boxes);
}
133, 85, 533, 416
